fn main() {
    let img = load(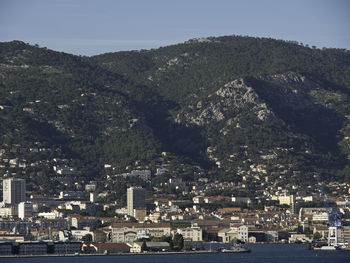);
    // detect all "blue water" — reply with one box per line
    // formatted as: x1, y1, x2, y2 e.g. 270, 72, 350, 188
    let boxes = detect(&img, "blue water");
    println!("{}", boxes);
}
1, 244, 350, 263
